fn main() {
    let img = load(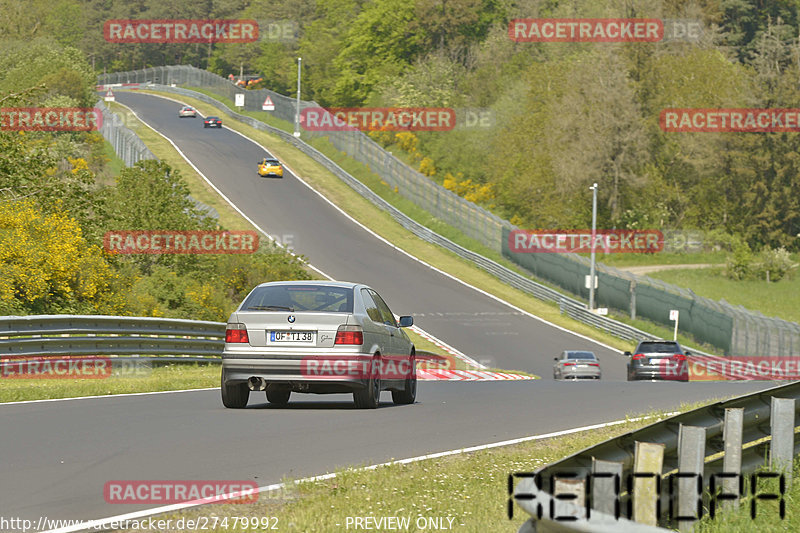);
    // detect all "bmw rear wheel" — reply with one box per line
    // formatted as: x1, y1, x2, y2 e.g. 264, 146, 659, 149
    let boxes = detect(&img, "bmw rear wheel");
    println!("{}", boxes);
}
354, 355, 381, 409
392, 354, 416, 405
221, 371, 249, 408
